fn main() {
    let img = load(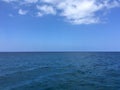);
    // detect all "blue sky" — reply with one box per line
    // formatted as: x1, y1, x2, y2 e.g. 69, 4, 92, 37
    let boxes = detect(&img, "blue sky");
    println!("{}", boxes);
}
0, 0, 120, 51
